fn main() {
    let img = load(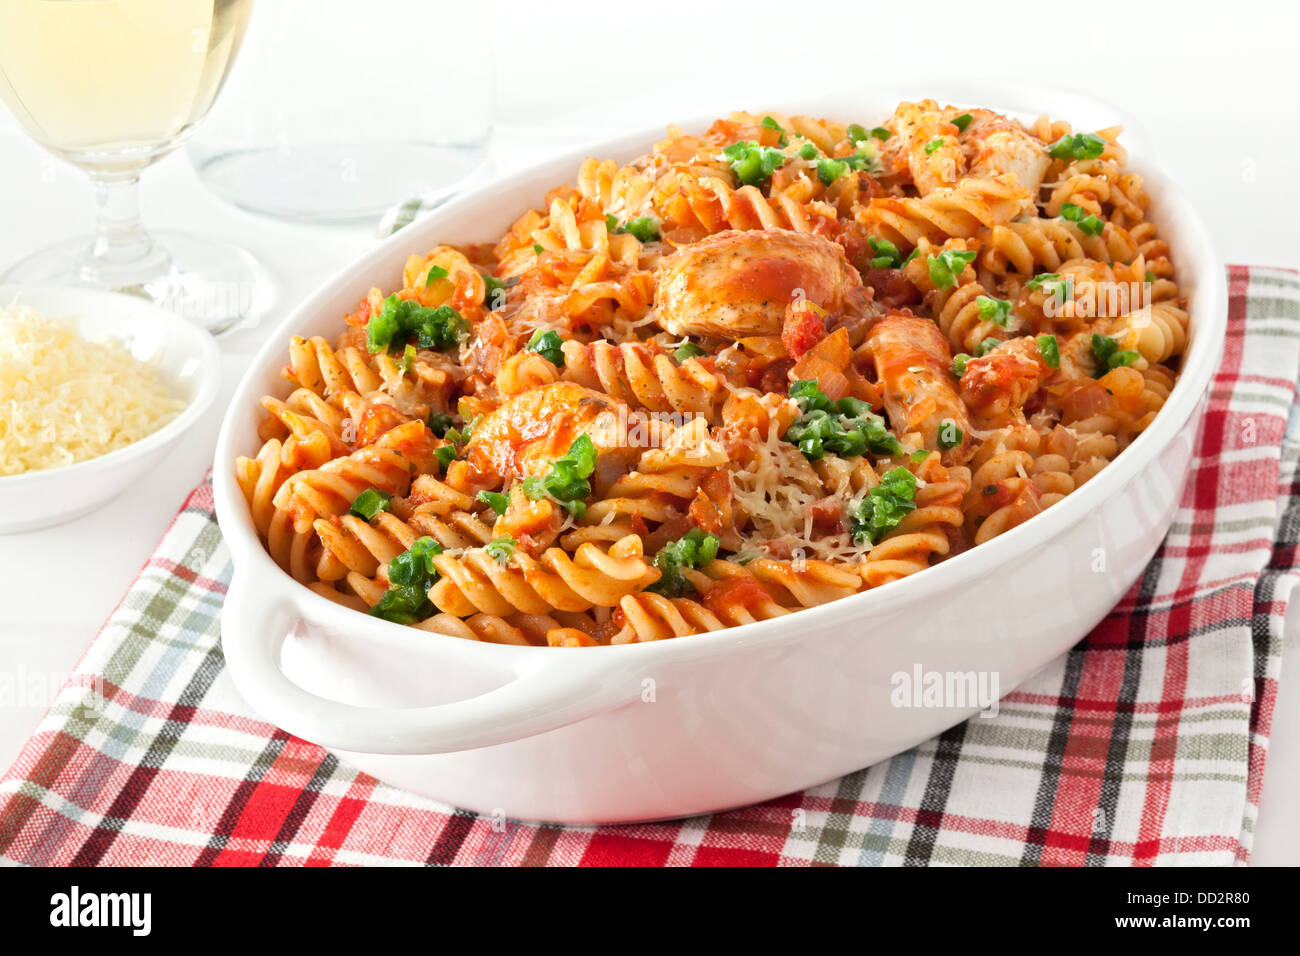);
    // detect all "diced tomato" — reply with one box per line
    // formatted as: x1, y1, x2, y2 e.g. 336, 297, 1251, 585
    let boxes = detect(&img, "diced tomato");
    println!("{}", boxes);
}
703, 575, 770, 617
781, 302, 827, 359
344, 295, 373, 328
